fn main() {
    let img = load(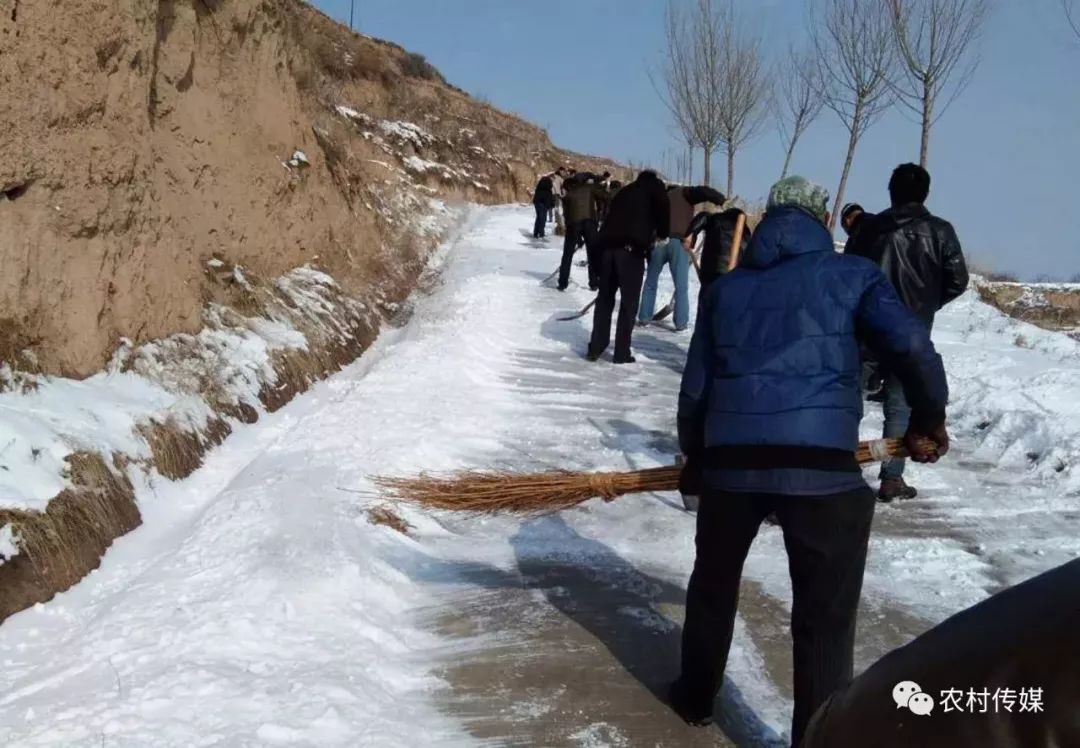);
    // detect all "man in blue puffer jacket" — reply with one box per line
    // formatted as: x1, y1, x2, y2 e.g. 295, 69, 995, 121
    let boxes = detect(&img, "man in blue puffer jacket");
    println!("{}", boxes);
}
670, 176, 951, 746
